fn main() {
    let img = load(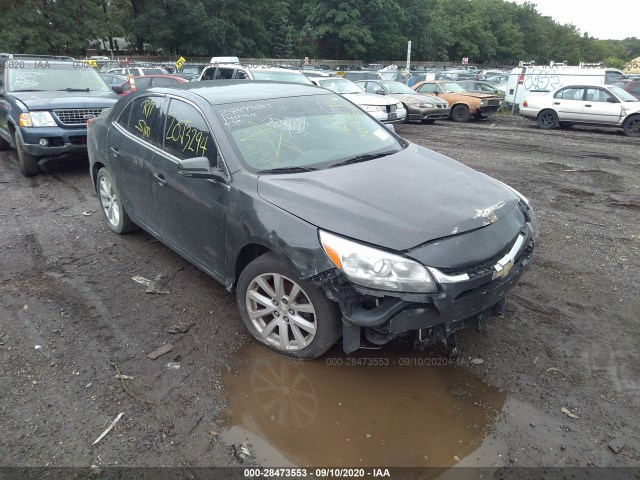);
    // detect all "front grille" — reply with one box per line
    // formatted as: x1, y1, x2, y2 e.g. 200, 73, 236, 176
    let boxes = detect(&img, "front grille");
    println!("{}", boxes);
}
388, 104, 397, 113
439, 237, 533, 279
487, 99, 501, 107
53, 108, 104, 126
436, 104, 447, 109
